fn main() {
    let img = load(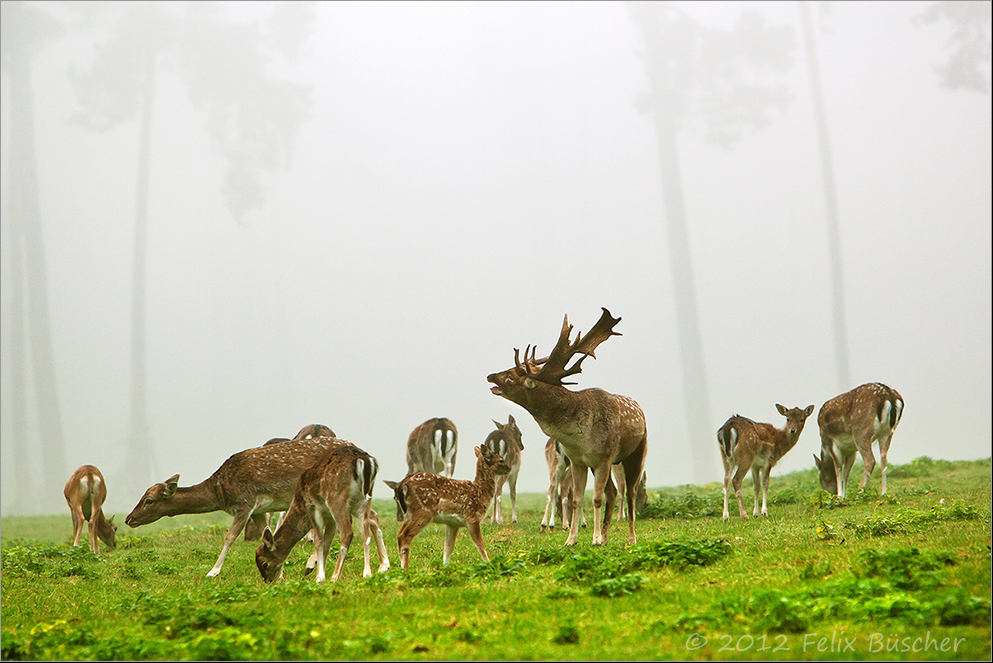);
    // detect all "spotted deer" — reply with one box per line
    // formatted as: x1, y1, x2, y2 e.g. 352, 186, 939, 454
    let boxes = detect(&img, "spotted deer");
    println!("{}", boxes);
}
251, 423, 337, 538
539, 438, 587, 532
406, 417, 458, 477
814, 383, 904, 499
255, 443, 390, 583
718, 404, 814, 521
488, 307, 647, 546
126, 435, 349, 577
64, 465, 117, 554
612, 464, 648, 520
384, 445, 511, 569
484, 415, 524, 524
